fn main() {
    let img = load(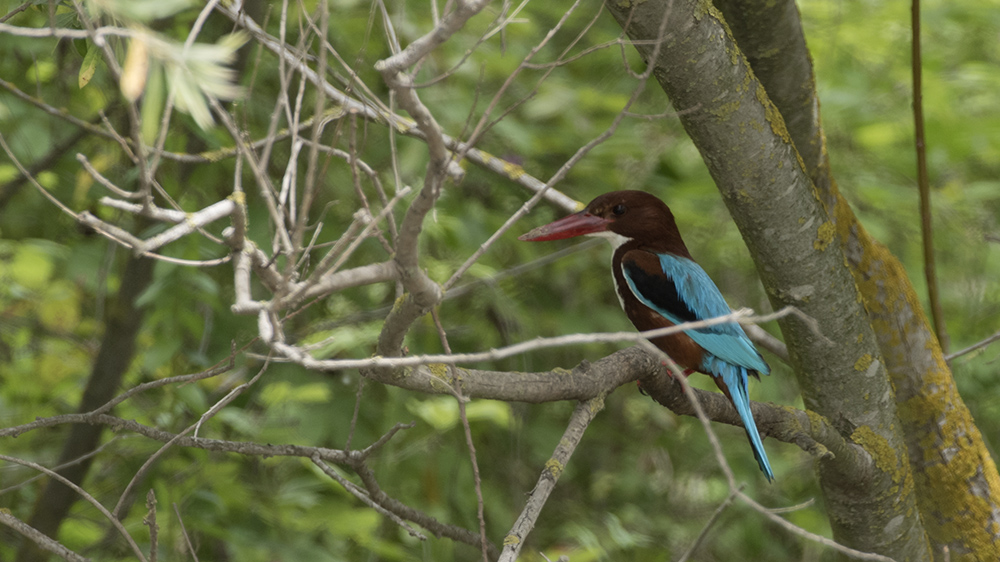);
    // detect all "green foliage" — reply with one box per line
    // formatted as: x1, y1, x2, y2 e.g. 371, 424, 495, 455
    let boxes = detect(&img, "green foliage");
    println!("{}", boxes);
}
0, 0, 997, 560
